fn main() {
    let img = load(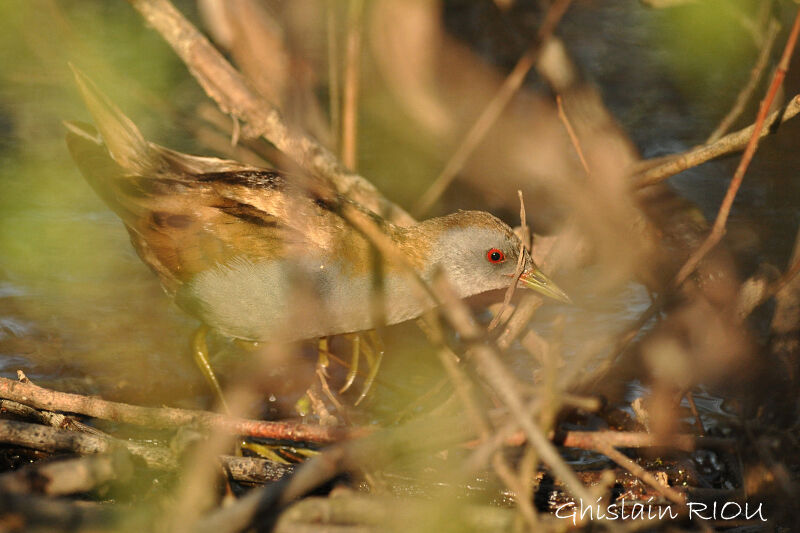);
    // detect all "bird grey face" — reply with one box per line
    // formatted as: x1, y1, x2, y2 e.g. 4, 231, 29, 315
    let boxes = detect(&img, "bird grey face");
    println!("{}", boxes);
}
435, 224, 570, 303
434, 225, 527, 296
